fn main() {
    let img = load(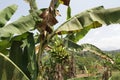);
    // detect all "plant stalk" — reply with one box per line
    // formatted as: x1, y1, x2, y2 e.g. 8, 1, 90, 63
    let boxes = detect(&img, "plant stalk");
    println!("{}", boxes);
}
37, 33, 47, 80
